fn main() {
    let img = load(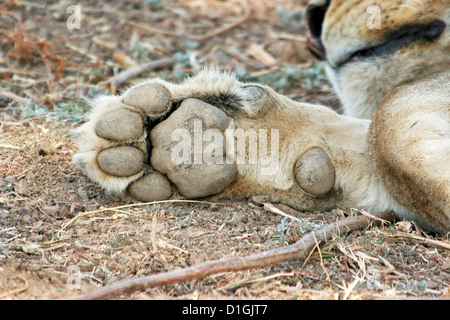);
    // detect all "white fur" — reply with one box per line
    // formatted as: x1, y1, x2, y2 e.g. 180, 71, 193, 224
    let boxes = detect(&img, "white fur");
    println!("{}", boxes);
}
72, 96, 147, 193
